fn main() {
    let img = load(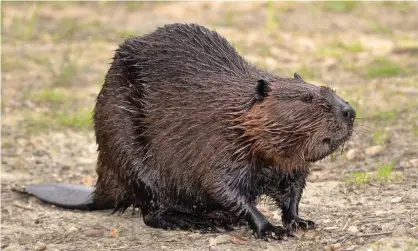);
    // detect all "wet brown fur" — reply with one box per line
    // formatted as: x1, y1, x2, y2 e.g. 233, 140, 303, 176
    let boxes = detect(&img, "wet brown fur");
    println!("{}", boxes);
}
92, 23, 355, 235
